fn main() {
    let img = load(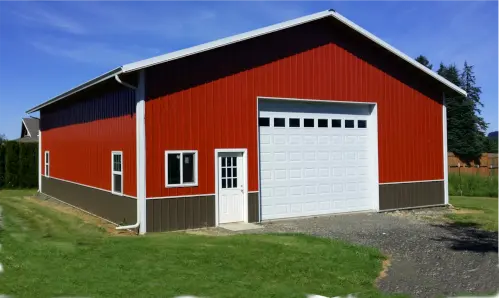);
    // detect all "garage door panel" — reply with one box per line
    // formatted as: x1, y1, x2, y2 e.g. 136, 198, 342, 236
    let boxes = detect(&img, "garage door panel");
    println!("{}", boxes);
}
259, 101, 374, 220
